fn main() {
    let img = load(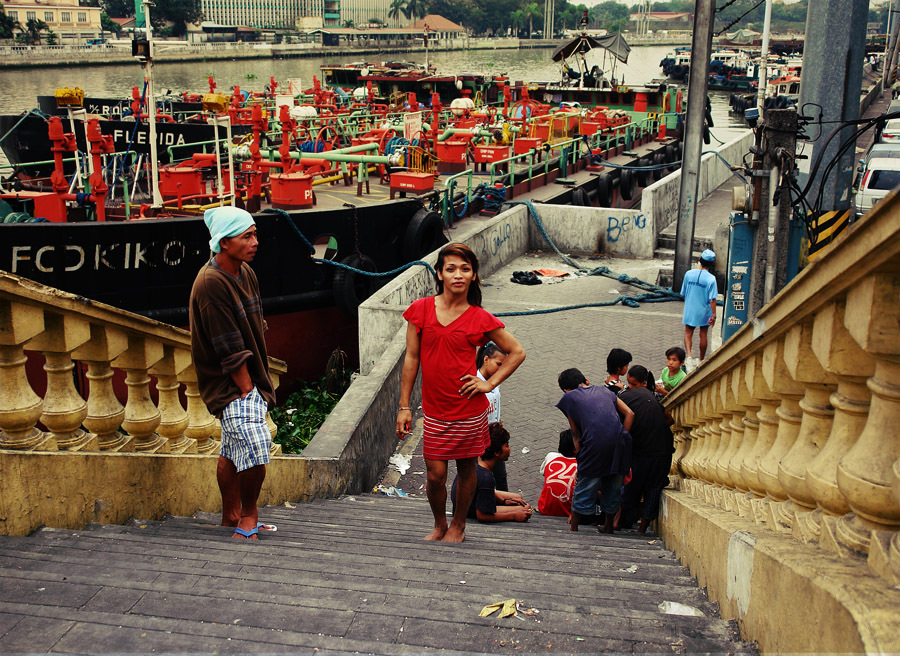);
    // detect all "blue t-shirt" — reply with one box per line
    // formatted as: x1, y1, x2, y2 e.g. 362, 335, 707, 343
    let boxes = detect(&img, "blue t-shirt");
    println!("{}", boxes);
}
680, 268, 717, 327
556, 385, 631, 478
450, 464, 497, 519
